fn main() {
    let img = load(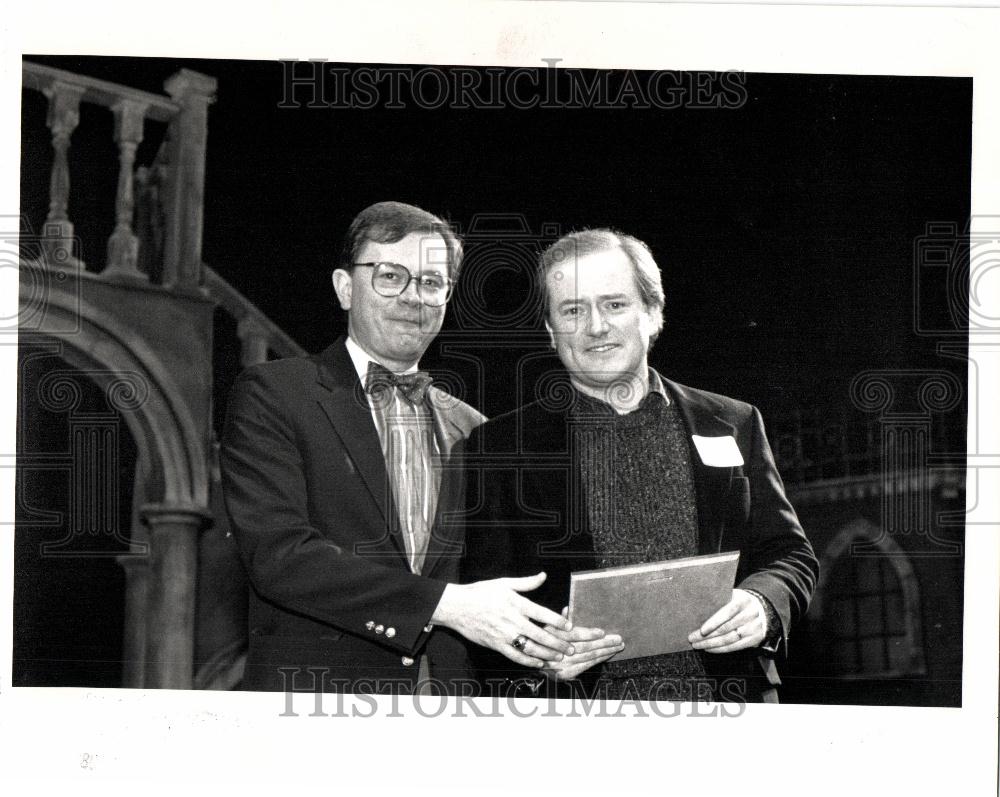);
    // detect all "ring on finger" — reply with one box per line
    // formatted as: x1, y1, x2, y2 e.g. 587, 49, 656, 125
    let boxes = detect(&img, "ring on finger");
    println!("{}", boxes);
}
511, 634, 528, 651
